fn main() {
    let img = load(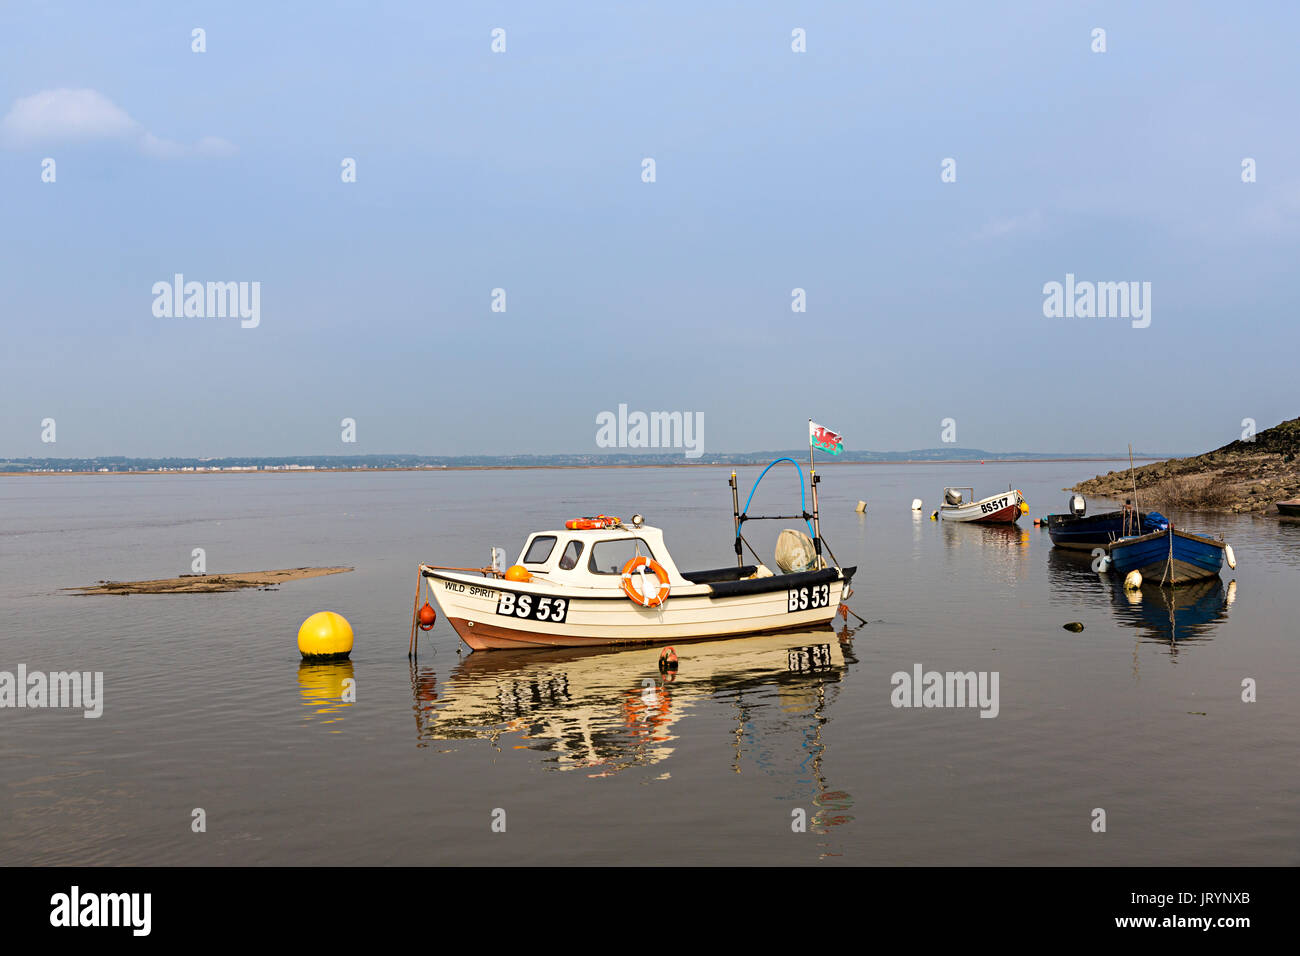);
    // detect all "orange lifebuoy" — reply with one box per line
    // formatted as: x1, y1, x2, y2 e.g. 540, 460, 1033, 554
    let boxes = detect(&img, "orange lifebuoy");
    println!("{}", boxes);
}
620, 556, 671, 607
565, 515, 621, 530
